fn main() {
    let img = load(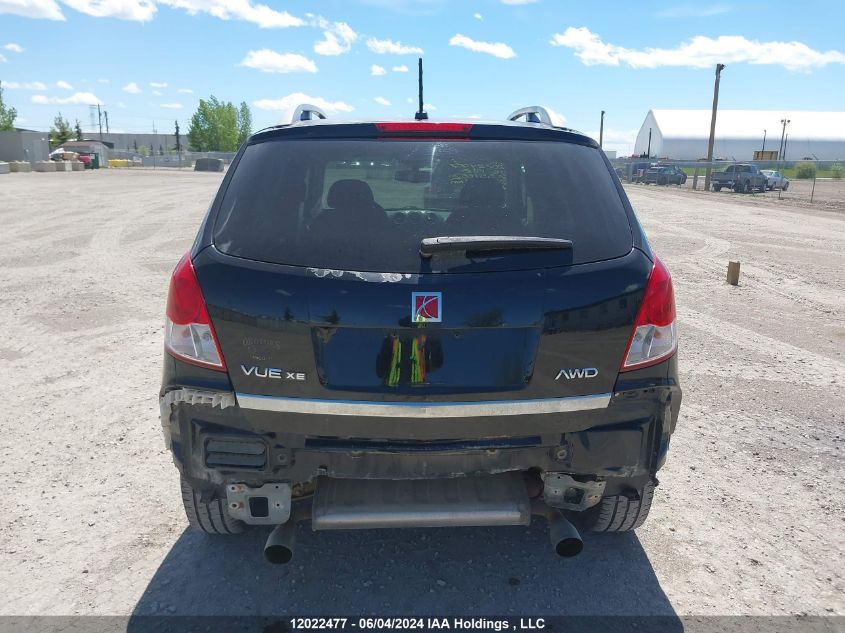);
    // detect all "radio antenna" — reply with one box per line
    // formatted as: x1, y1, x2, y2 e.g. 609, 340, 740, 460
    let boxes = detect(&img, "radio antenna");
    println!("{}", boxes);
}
415, 57, 428, 120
